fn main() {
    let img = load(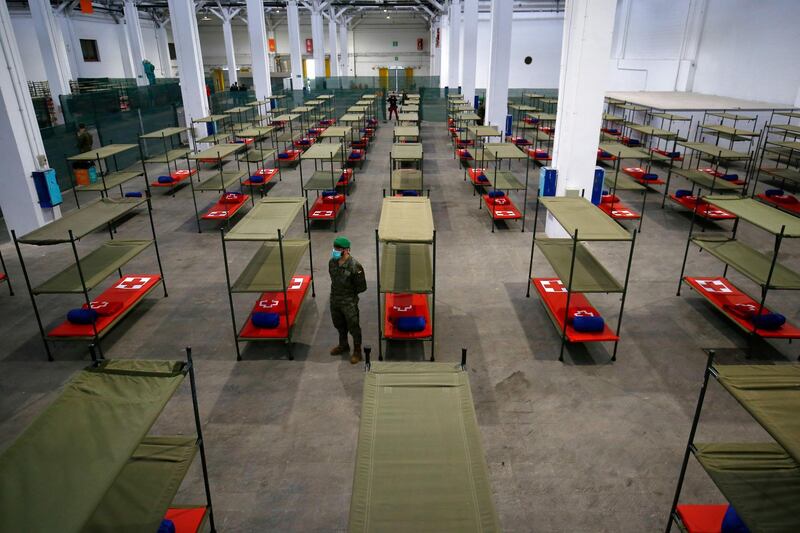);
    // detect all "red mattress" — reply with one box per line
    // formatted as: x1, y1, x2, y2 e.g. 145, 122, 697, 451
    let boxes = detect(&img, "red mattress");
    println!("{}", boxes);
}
684, 276, 800, 338
456, 148, 474, 160
308, 195, 344, 220
669, 195, 736, 220
48, 275, 161, 338
756, 193, 800, 215
651, 148, 682, 161
235, 137, 254, 145
243, 167, 279, 186
338, 168, 354, 186
597, 149, 617, 161
384, 293, 432, 339
676, 504, 727, 533
293, 138, 316, 149
468, 168, 491, 187
202, 193, 250, 220
601, 127, 621, 136
482, 194, 522, 220
623, 167, 665, 185
238, 275, 311, 339
164, 507, 208, 533
532, 278, 619, 343
150, 169, 196, 188
348, 149, 365, 162
526, 148, 551, 161
597, 196, 640, 220
699, 167, 745, 186
277, 150, 302, 163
